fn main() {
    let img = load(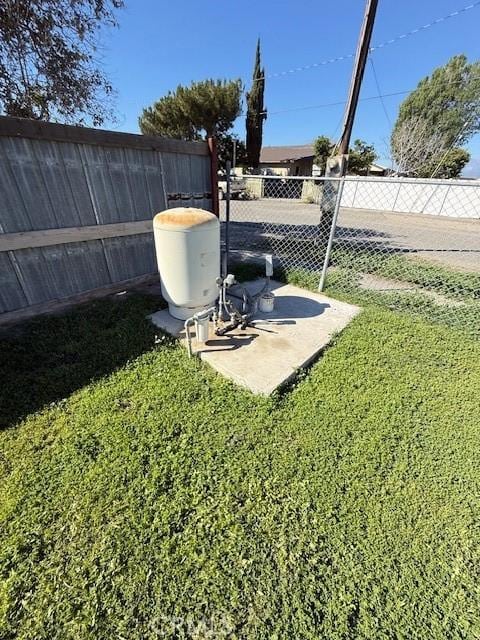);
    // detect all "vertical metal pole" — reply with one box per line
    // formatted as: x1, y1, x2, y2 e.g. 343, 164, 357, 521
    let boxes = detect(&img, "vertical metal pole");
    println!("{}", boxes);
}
208, 137, 219, 218
318, 178, 345, 292
222, 160, 231, 277
232, 139, 237, 171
